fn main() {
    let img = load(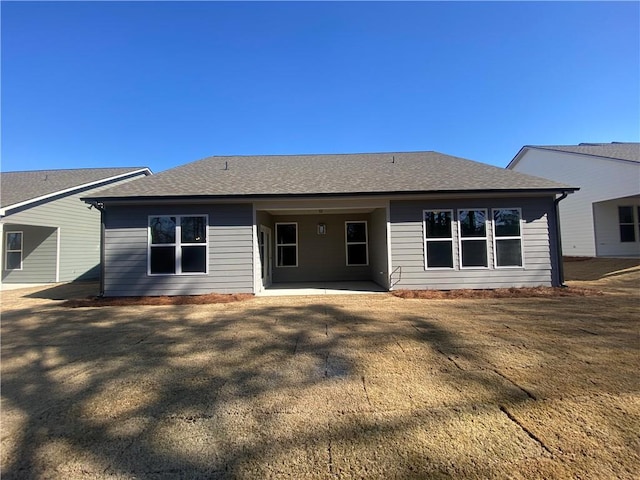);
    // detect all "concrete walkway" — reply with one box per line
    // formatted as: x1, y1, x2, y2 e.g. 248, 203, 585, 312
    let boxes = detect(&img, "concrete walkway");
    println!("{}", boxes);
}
257, 281, 387, 296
